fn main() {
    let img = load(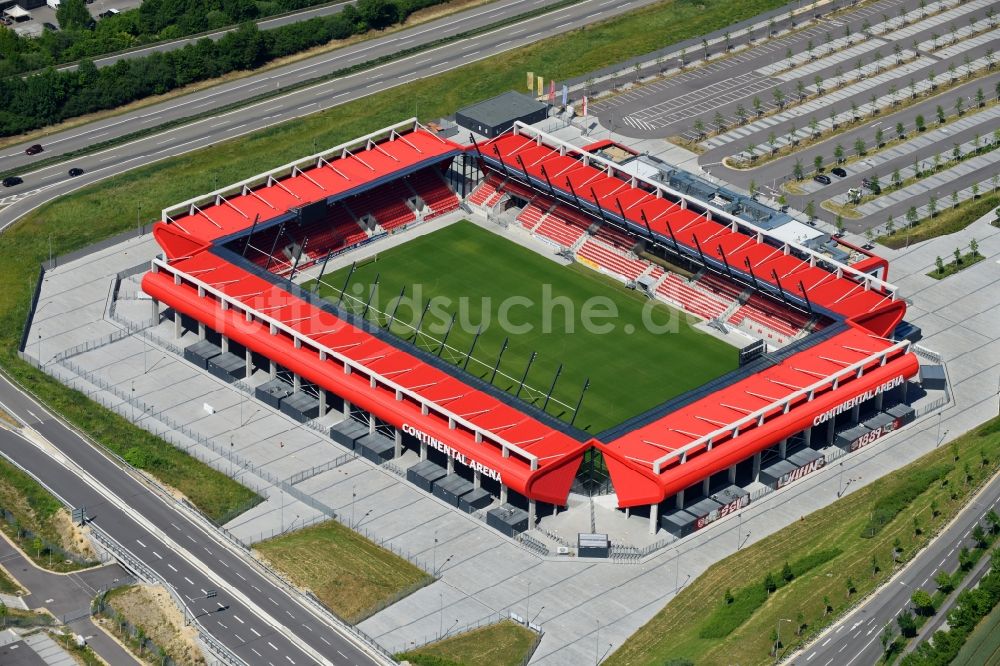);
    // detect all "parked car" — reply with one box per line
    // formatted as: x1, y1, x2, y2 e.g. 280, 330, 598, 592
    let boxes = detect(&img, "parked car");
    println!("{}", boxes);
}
68, 167, 85, 177
813, 174, 831, 185
2, 176, 23, 187
831, 167, 847, 177
42, 22, 57, 31
25, 144, 43, 155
